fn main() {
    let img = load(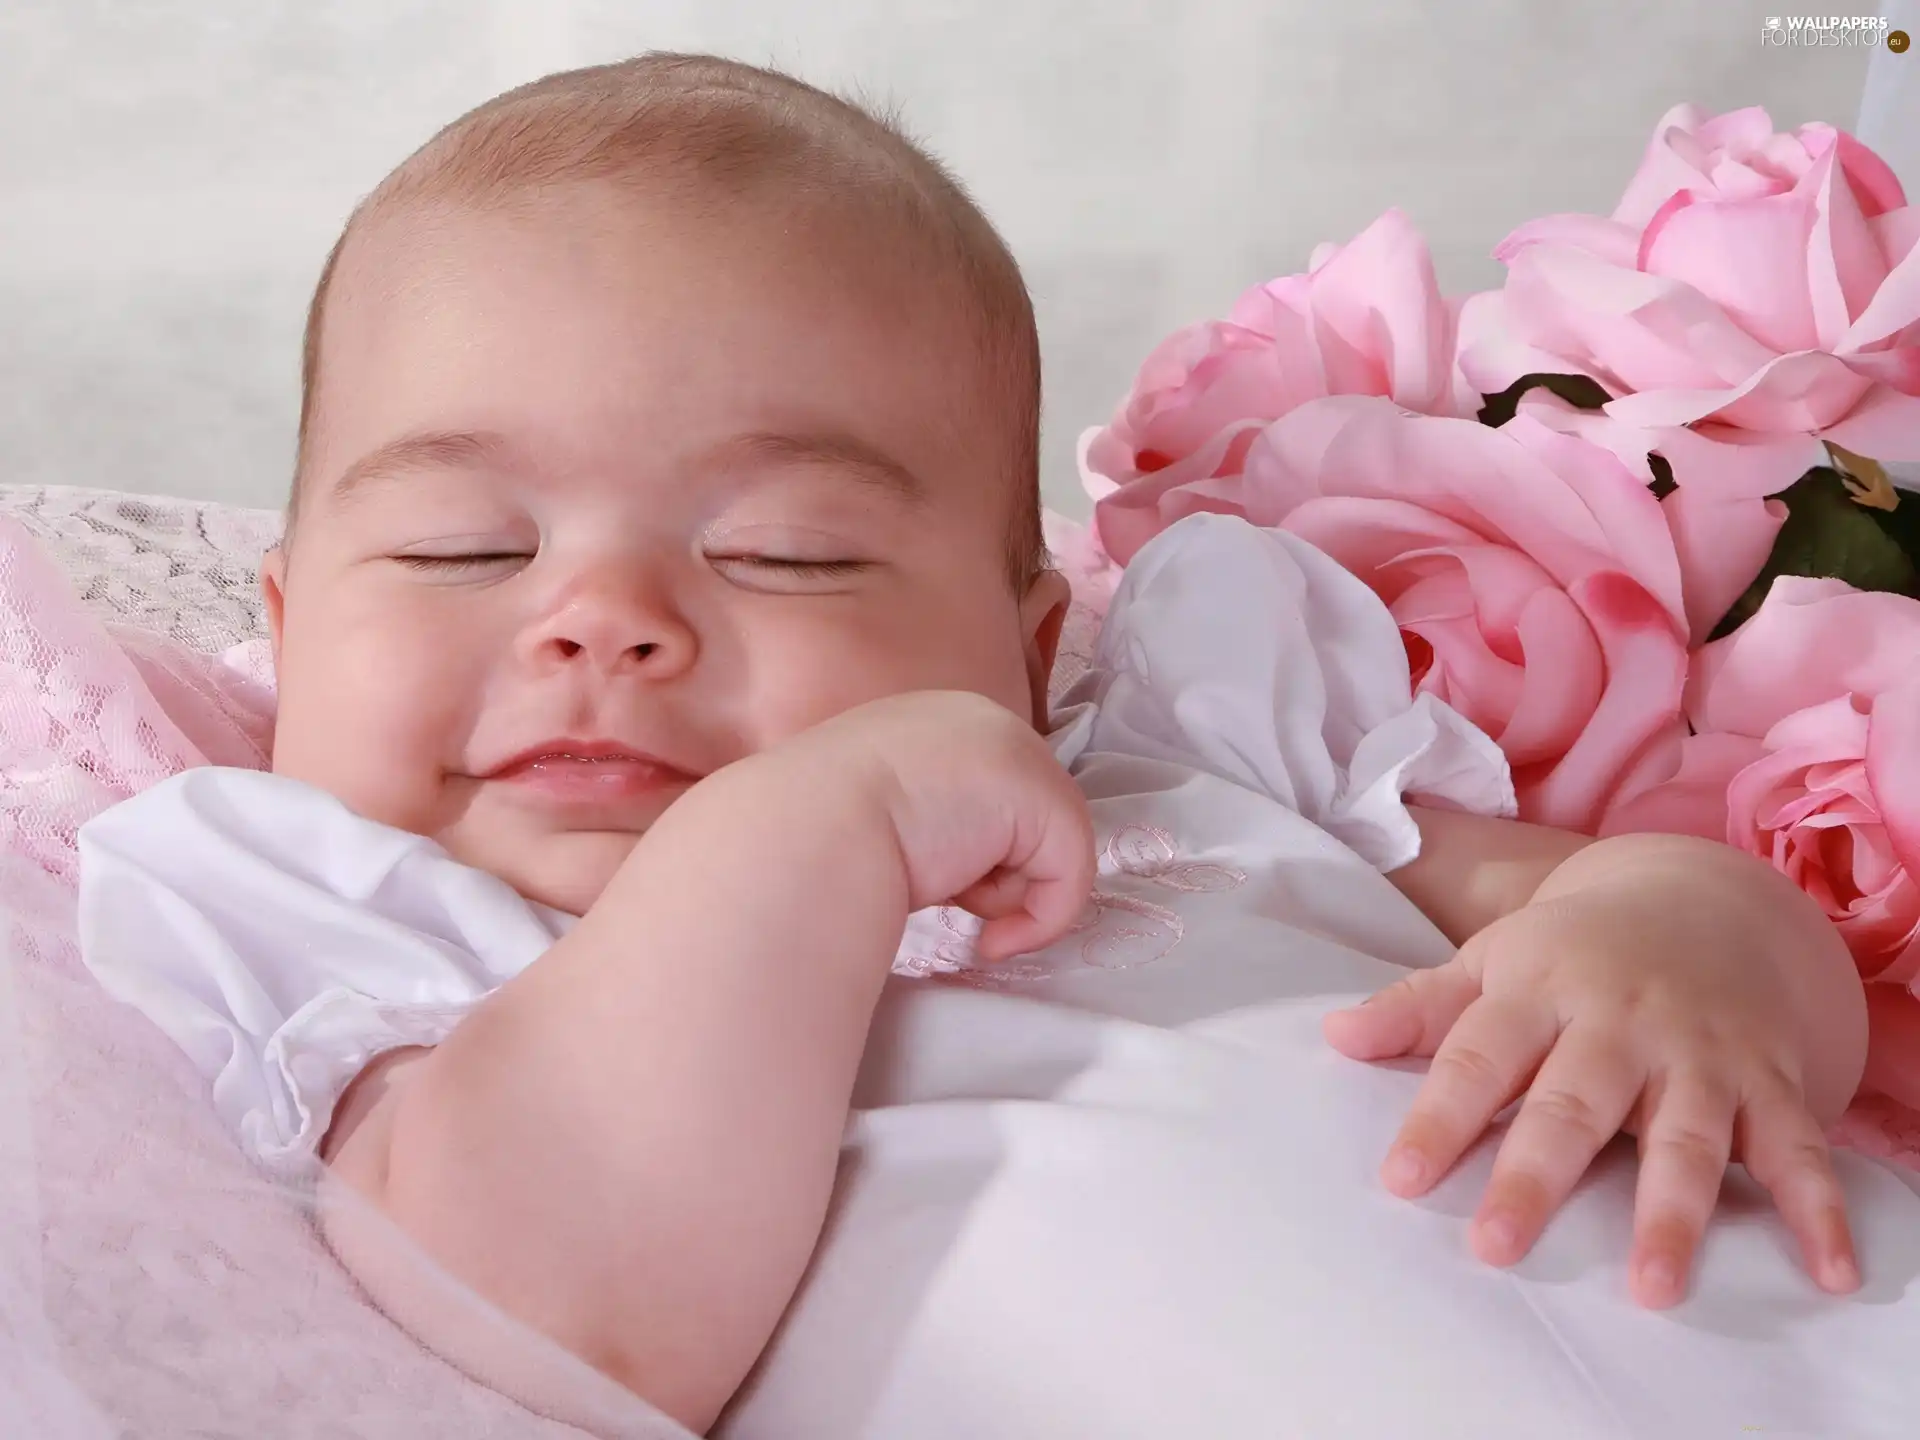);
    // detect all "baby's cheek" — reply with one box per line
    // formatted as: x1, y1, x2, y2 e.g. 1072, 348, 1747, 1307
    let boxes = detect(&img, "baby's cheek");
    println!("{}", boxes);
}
730, 635, 898, 748
272, 639, 473, 833
753, 626, 1032, 748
